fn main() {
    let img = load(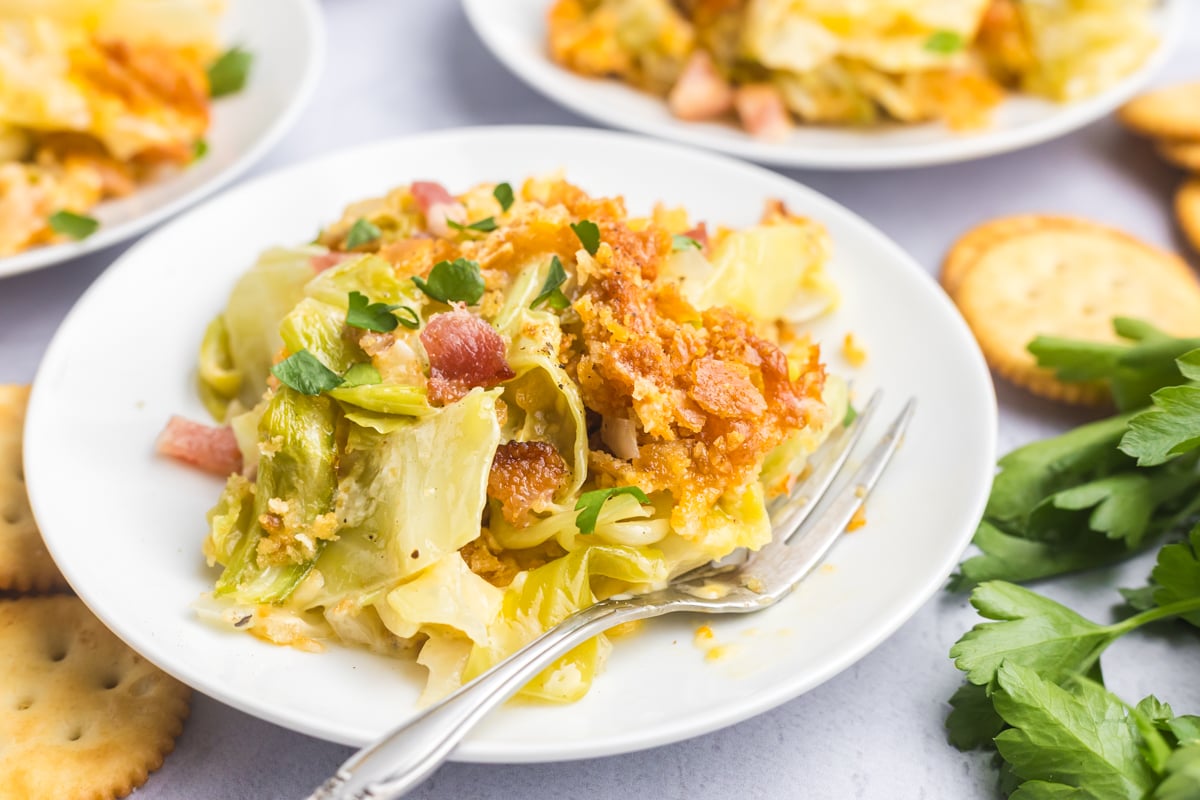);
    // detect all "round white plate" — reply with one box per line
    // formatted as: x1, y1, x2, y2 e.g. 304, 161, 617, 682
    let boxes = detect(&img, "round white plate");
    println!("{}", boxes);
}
462, 0, 1185, 170
0, 0, 324, 279
25, 127, 996, 760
